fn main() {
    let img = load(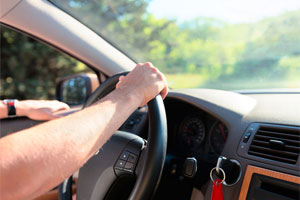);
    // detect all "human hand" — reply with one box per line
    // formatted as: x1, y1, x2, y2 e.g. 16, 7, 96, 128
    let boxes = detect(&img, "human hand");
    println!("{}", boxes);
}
116, 62, 168, 106
16, 100, 70, 121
